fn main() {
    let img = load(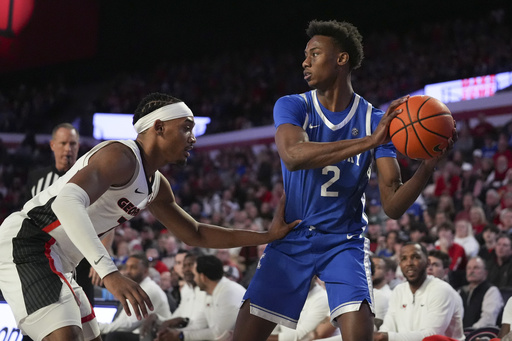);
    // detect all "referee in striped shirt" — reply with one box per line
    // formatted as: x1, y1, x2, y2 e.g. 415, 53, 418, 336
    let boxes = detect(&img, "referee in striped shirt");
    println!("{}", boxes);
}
25, 123, 80, 198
